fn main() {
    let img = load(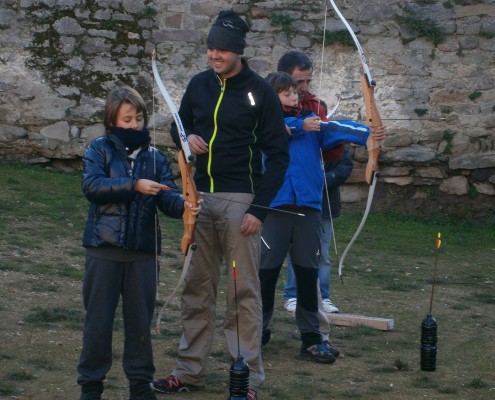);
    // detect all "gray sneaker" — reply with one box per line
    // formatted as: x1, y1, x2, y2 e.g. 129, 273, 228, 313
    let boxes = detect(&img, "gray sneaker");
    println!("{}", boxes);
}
284, 298, 297, 312
300, 343, 336, 363
322, 299, 339, 313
